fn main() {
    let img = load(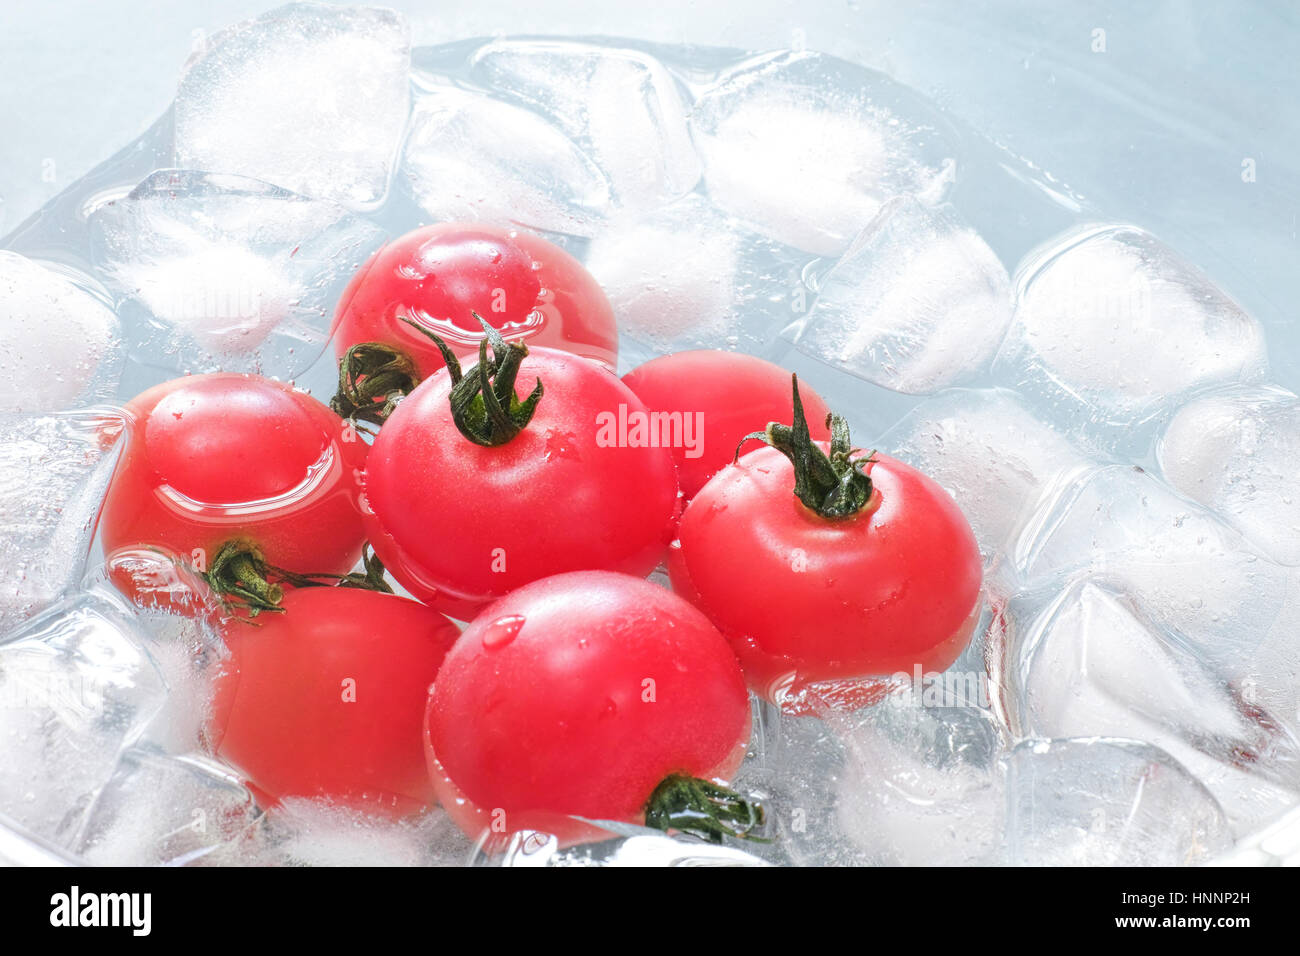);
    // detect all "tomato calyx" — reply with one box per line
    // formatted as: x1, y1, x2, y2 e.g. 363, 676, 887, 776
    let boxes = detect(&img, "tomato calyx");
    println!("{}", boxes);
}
331, 341, 421, 429
425, 312, 545, 448
736, 374, 878, 520
643, 774, 768, 844
203, 540, 393, 622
